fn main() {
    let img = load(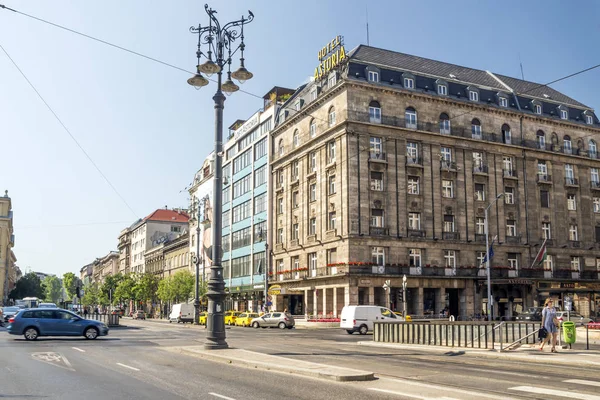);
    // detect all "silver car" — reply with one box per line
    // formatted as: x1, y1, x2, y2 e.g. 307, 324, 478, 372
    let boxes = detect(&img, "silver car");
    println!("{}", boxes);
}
556, 311, 593, 326
251, 312, 295, 329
